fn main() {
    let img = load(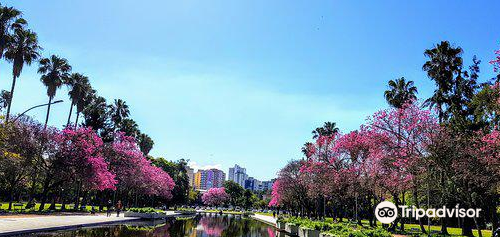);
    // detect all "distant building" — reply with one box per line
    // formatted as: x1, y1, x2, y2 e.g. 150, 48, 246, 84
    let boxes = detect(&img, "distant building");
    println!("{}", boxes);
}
194, 168, 226, 190
261, 179, 275, 191
228, 164, 248, 187
244, 177, 262, 191
186, 166, 194, 188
